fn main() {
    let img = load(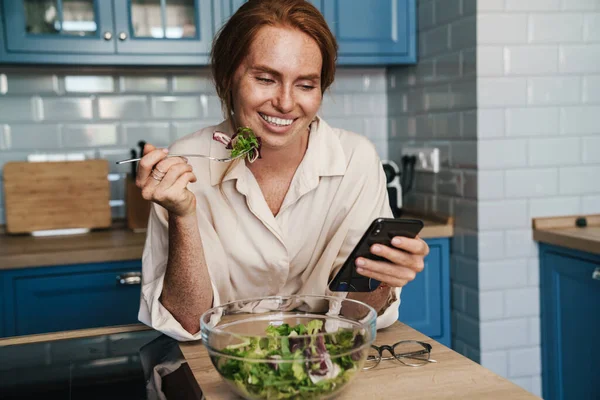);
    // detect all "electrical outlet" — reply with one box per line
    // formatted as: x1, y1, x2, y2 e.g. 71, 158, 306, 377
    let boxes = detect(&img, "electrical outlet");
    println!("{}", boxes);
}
401, 147, 440, 173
